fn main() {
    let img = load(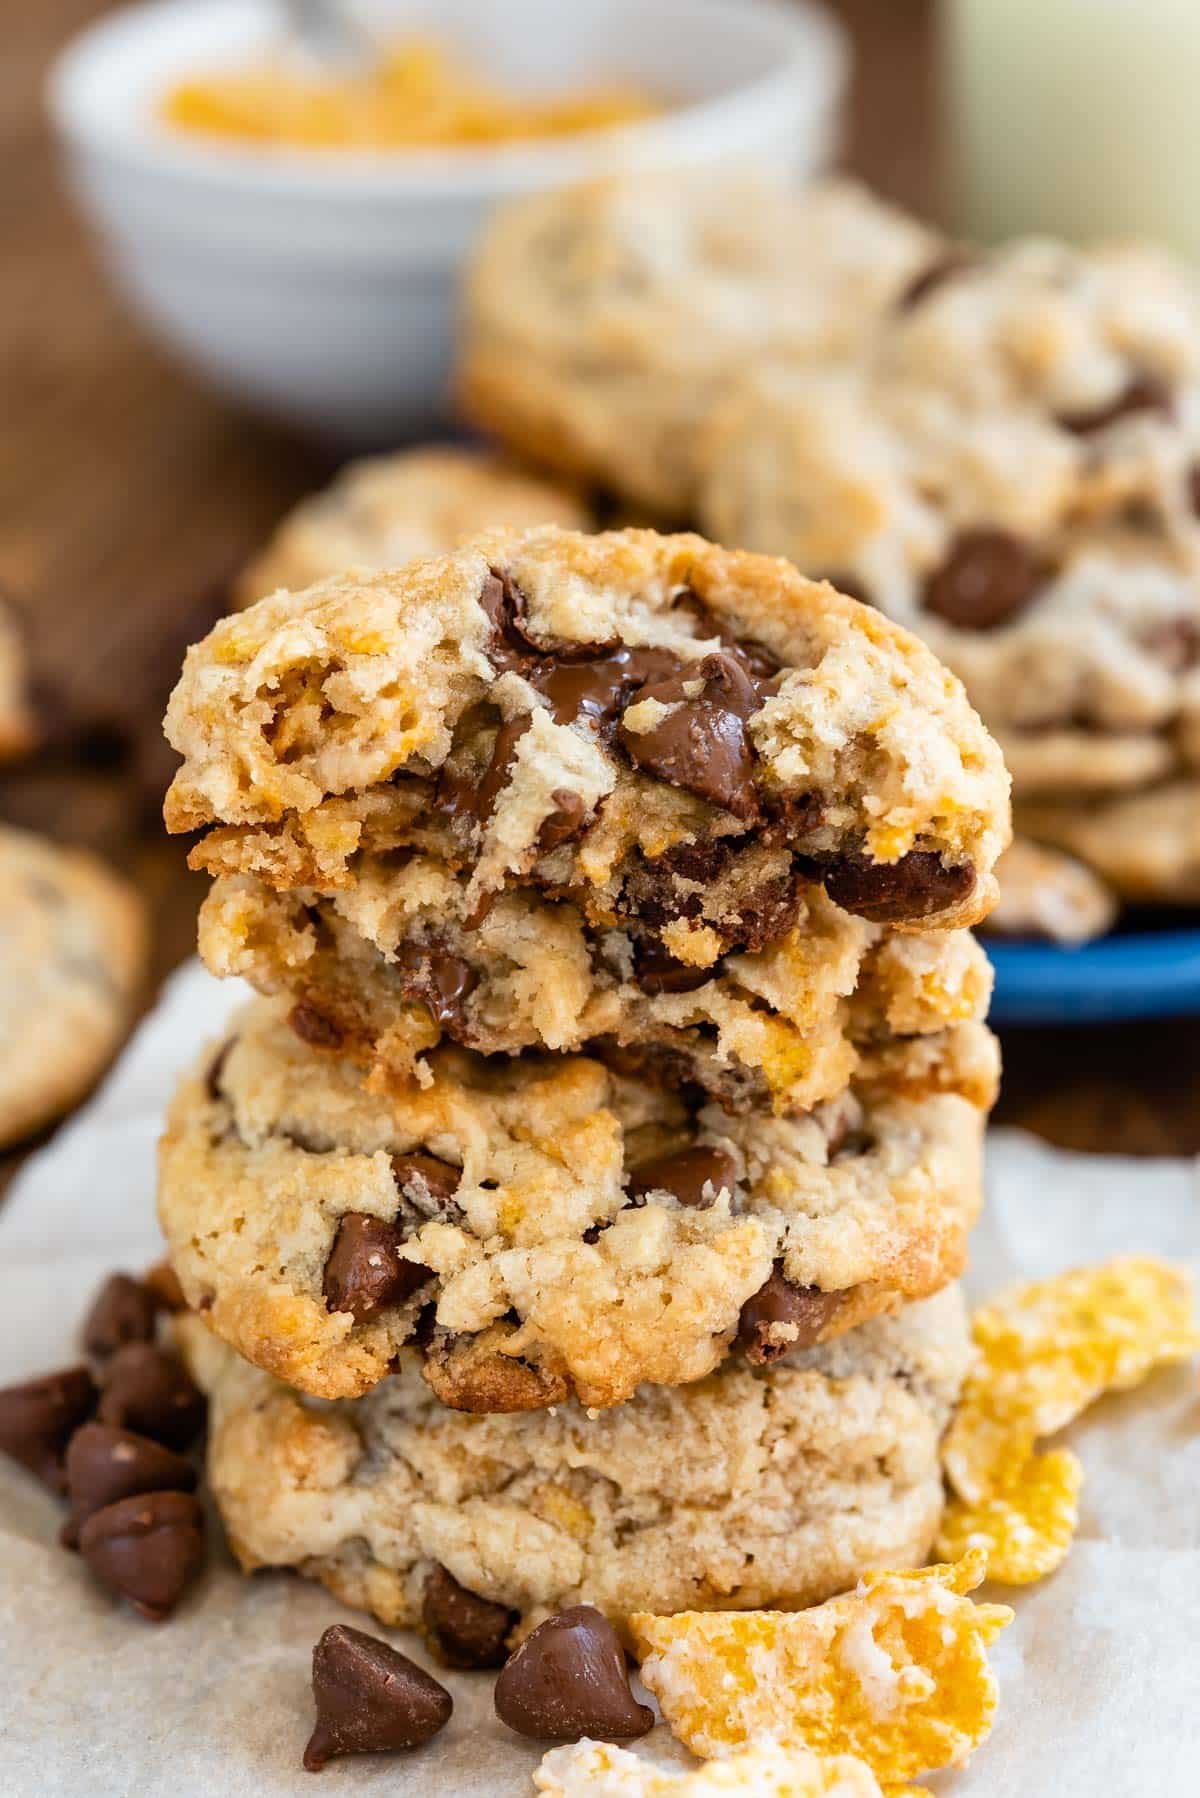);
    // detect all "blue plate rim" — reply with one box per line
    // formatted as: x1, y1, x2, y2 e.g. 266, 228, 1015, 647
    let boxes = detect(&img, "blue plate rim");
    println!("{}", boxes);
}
986, 926, 1200, 1024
